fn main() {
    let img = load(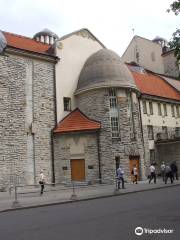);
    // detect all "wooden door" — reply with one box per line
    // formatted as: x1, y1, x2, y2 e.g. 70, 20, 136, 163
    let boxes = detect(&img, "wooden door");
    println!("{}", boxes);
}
129, 158, 140, 181
71, 159, 85, 181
